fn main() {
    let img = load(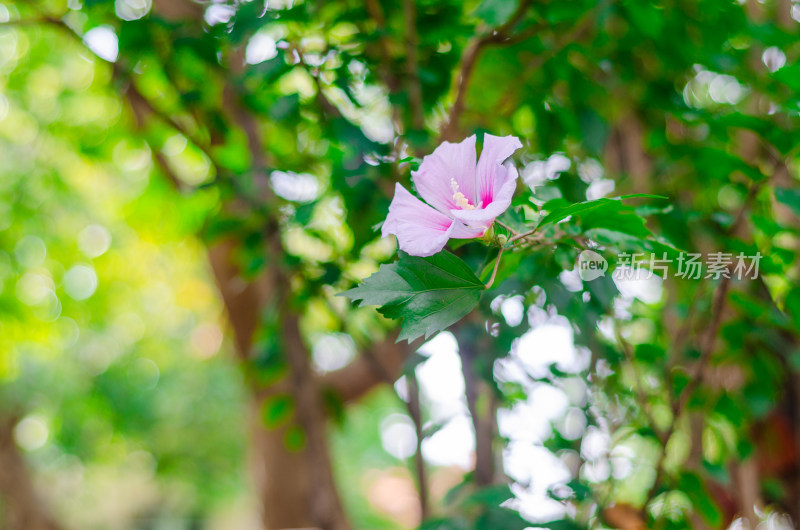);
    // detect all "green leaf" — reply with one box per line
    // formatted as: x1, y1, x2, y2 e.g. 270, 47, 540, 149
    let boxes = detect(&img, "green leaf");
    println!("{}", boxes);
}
340, 251, 484, 342
775, 187, 800, 219
679, 472, 722, 527
538, 195, 665, 232
538, 198, 611, 228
